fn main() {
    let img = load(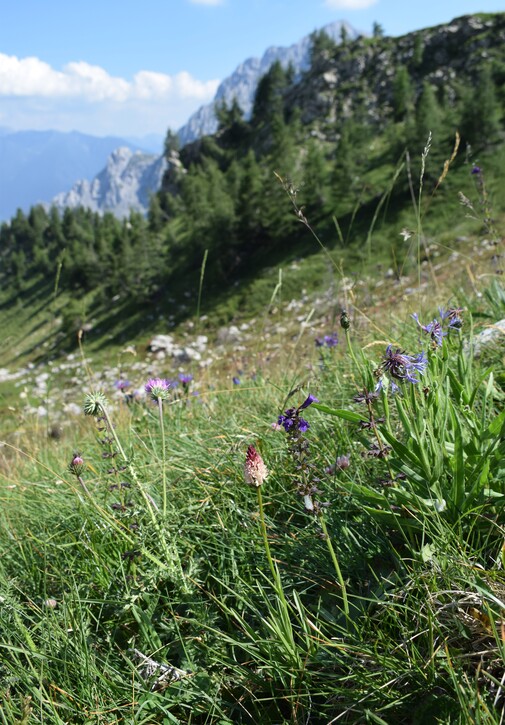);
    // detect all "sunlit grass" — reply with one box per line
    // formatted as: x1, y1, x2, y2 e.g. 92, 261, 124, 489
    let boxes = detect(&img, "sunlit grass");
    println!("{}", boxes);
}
0, 146, 504, 722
